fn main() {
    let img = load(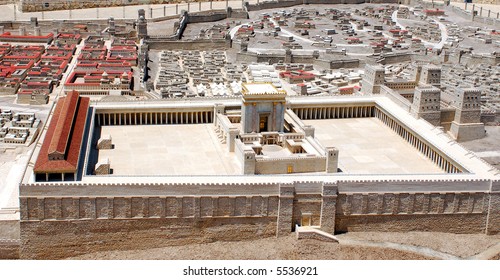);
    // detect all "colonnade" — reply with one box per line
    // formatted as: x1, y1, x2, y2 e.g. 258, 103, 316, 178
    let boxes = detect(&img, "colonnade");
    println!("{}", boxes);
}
95, 110, 213, 126
374, 108, 462, 173
292, 106, 375, 120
